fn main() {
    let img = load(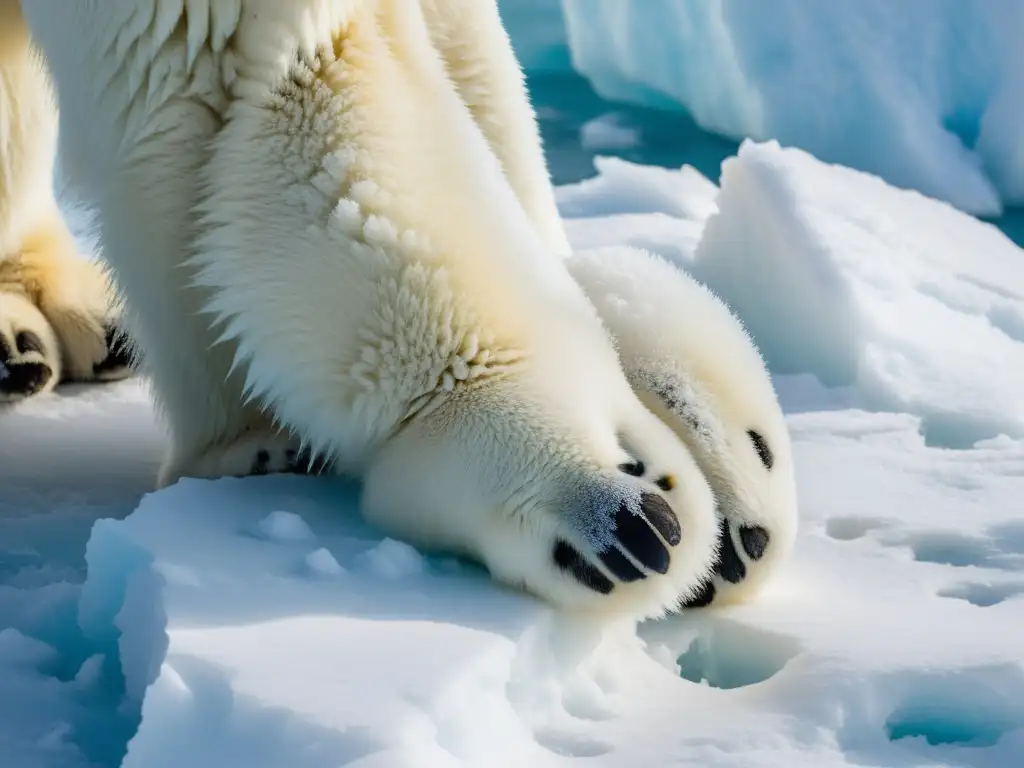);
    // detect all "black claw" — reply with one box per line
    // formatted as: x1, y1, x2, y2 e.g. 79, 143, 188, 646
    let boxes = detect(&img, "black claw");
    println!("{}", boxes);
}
251, 449, 271, 475
1, 361, 52, 396
553, 540, 614, 594
642, 492, 681, 546
598, 545, 647, 581
715, 518, 747, 584
618, 460, 645, 477
747, 430, 774, 470
291, 447, 331, 476
609, 494, 672, 575
679, 579, 716, 609
94, 325, 133, 376
740, 525, 770, 561
15, 330, 44, 355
